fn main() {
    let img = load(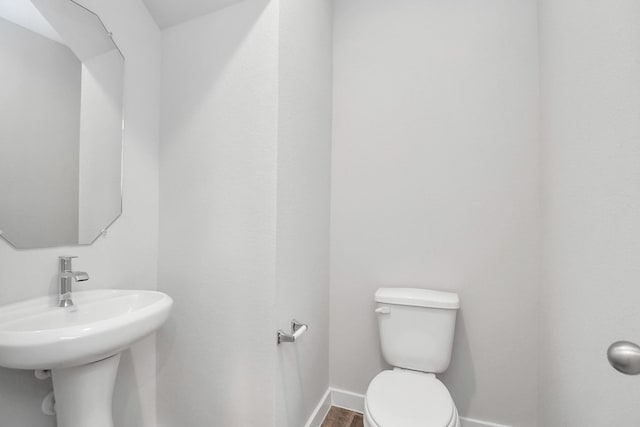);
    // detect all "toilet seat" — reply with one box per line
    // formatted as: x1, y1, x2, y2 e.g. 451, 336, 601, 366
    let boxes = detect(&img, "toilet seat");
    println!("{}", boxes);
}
364, 370, 459, 427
